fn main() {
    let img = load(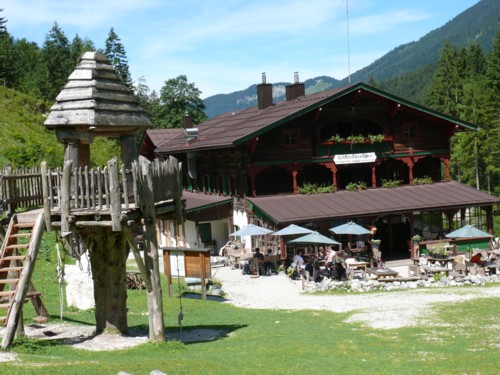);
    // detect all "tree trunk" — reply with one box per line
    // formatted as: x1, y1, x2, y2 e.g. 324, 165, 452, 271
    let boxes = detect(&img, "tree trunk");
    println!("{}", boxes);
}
86, 227, 128, 335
